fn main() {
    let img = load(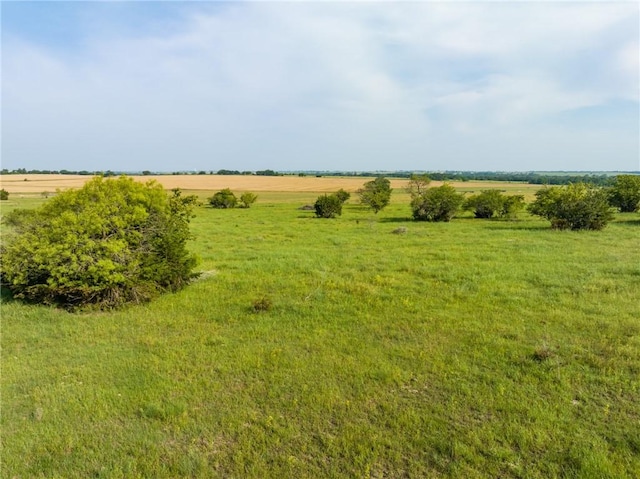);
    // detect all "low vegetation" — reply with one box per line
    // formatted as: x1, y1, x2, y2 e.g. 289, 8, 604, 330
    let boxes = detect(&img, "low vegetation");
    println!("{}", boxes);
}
1, 180, 639, 478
